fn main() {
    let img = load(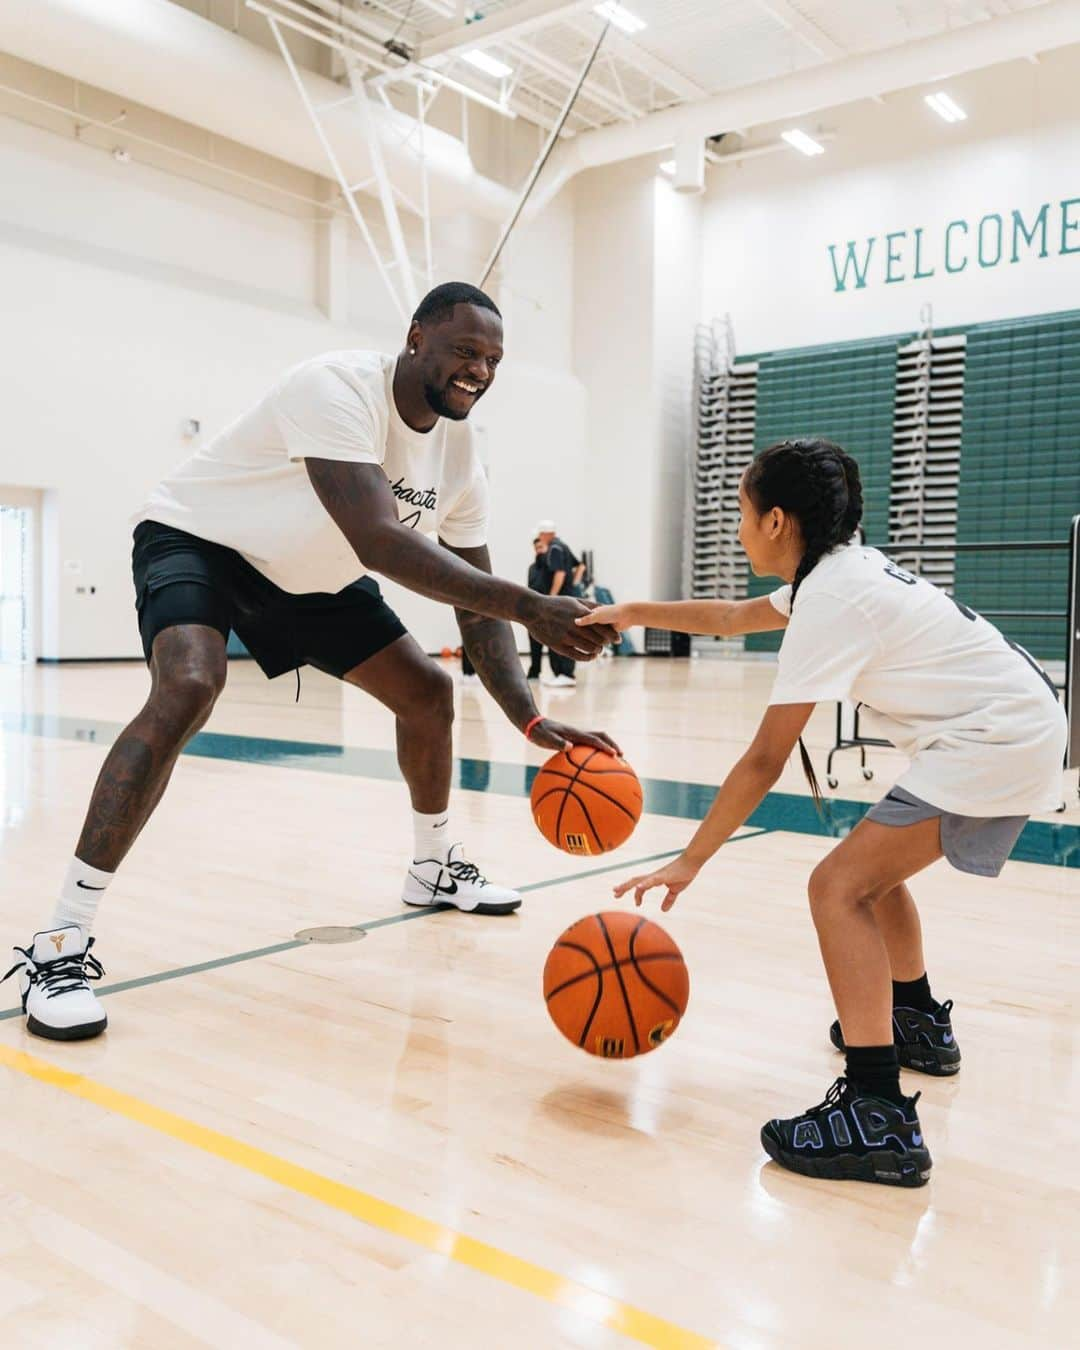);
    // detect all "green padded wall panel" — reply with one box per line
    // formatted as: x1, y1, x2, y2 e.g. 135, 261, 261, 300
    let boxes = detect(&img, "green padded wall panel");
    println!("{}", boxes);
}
740, 337, 901, 652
